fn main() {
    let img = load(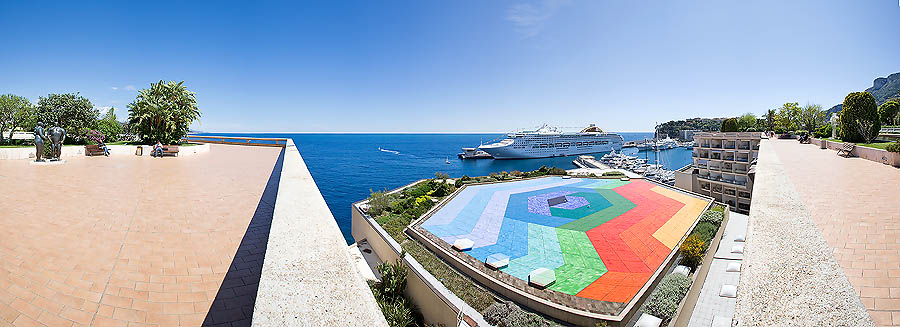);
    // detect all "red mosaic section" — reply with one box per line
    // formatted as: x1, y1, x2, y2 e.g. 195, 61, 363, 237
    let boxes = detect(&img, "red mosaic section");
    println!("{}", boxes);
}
578, 180, 687, 303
